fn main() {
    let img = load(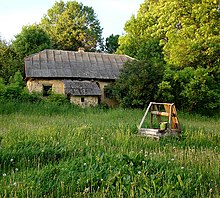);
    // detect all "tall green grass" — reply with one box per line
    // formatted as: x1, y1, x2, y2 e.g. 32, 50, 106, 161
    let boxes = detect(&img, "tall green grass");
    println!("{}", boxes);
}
0, 102, 219, 197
